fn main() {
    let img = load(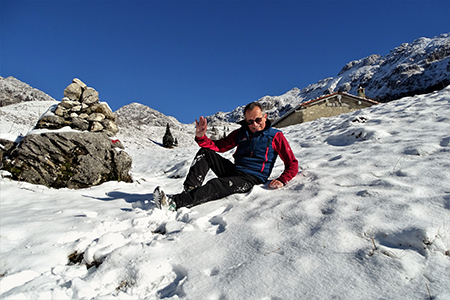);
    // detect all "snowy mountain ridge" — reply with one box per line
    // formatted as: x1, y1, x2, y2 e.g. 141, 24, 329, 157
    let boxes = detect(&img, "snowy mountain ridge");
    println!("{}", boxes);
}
208, 33, 450, 123
1, 33, 449, 144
